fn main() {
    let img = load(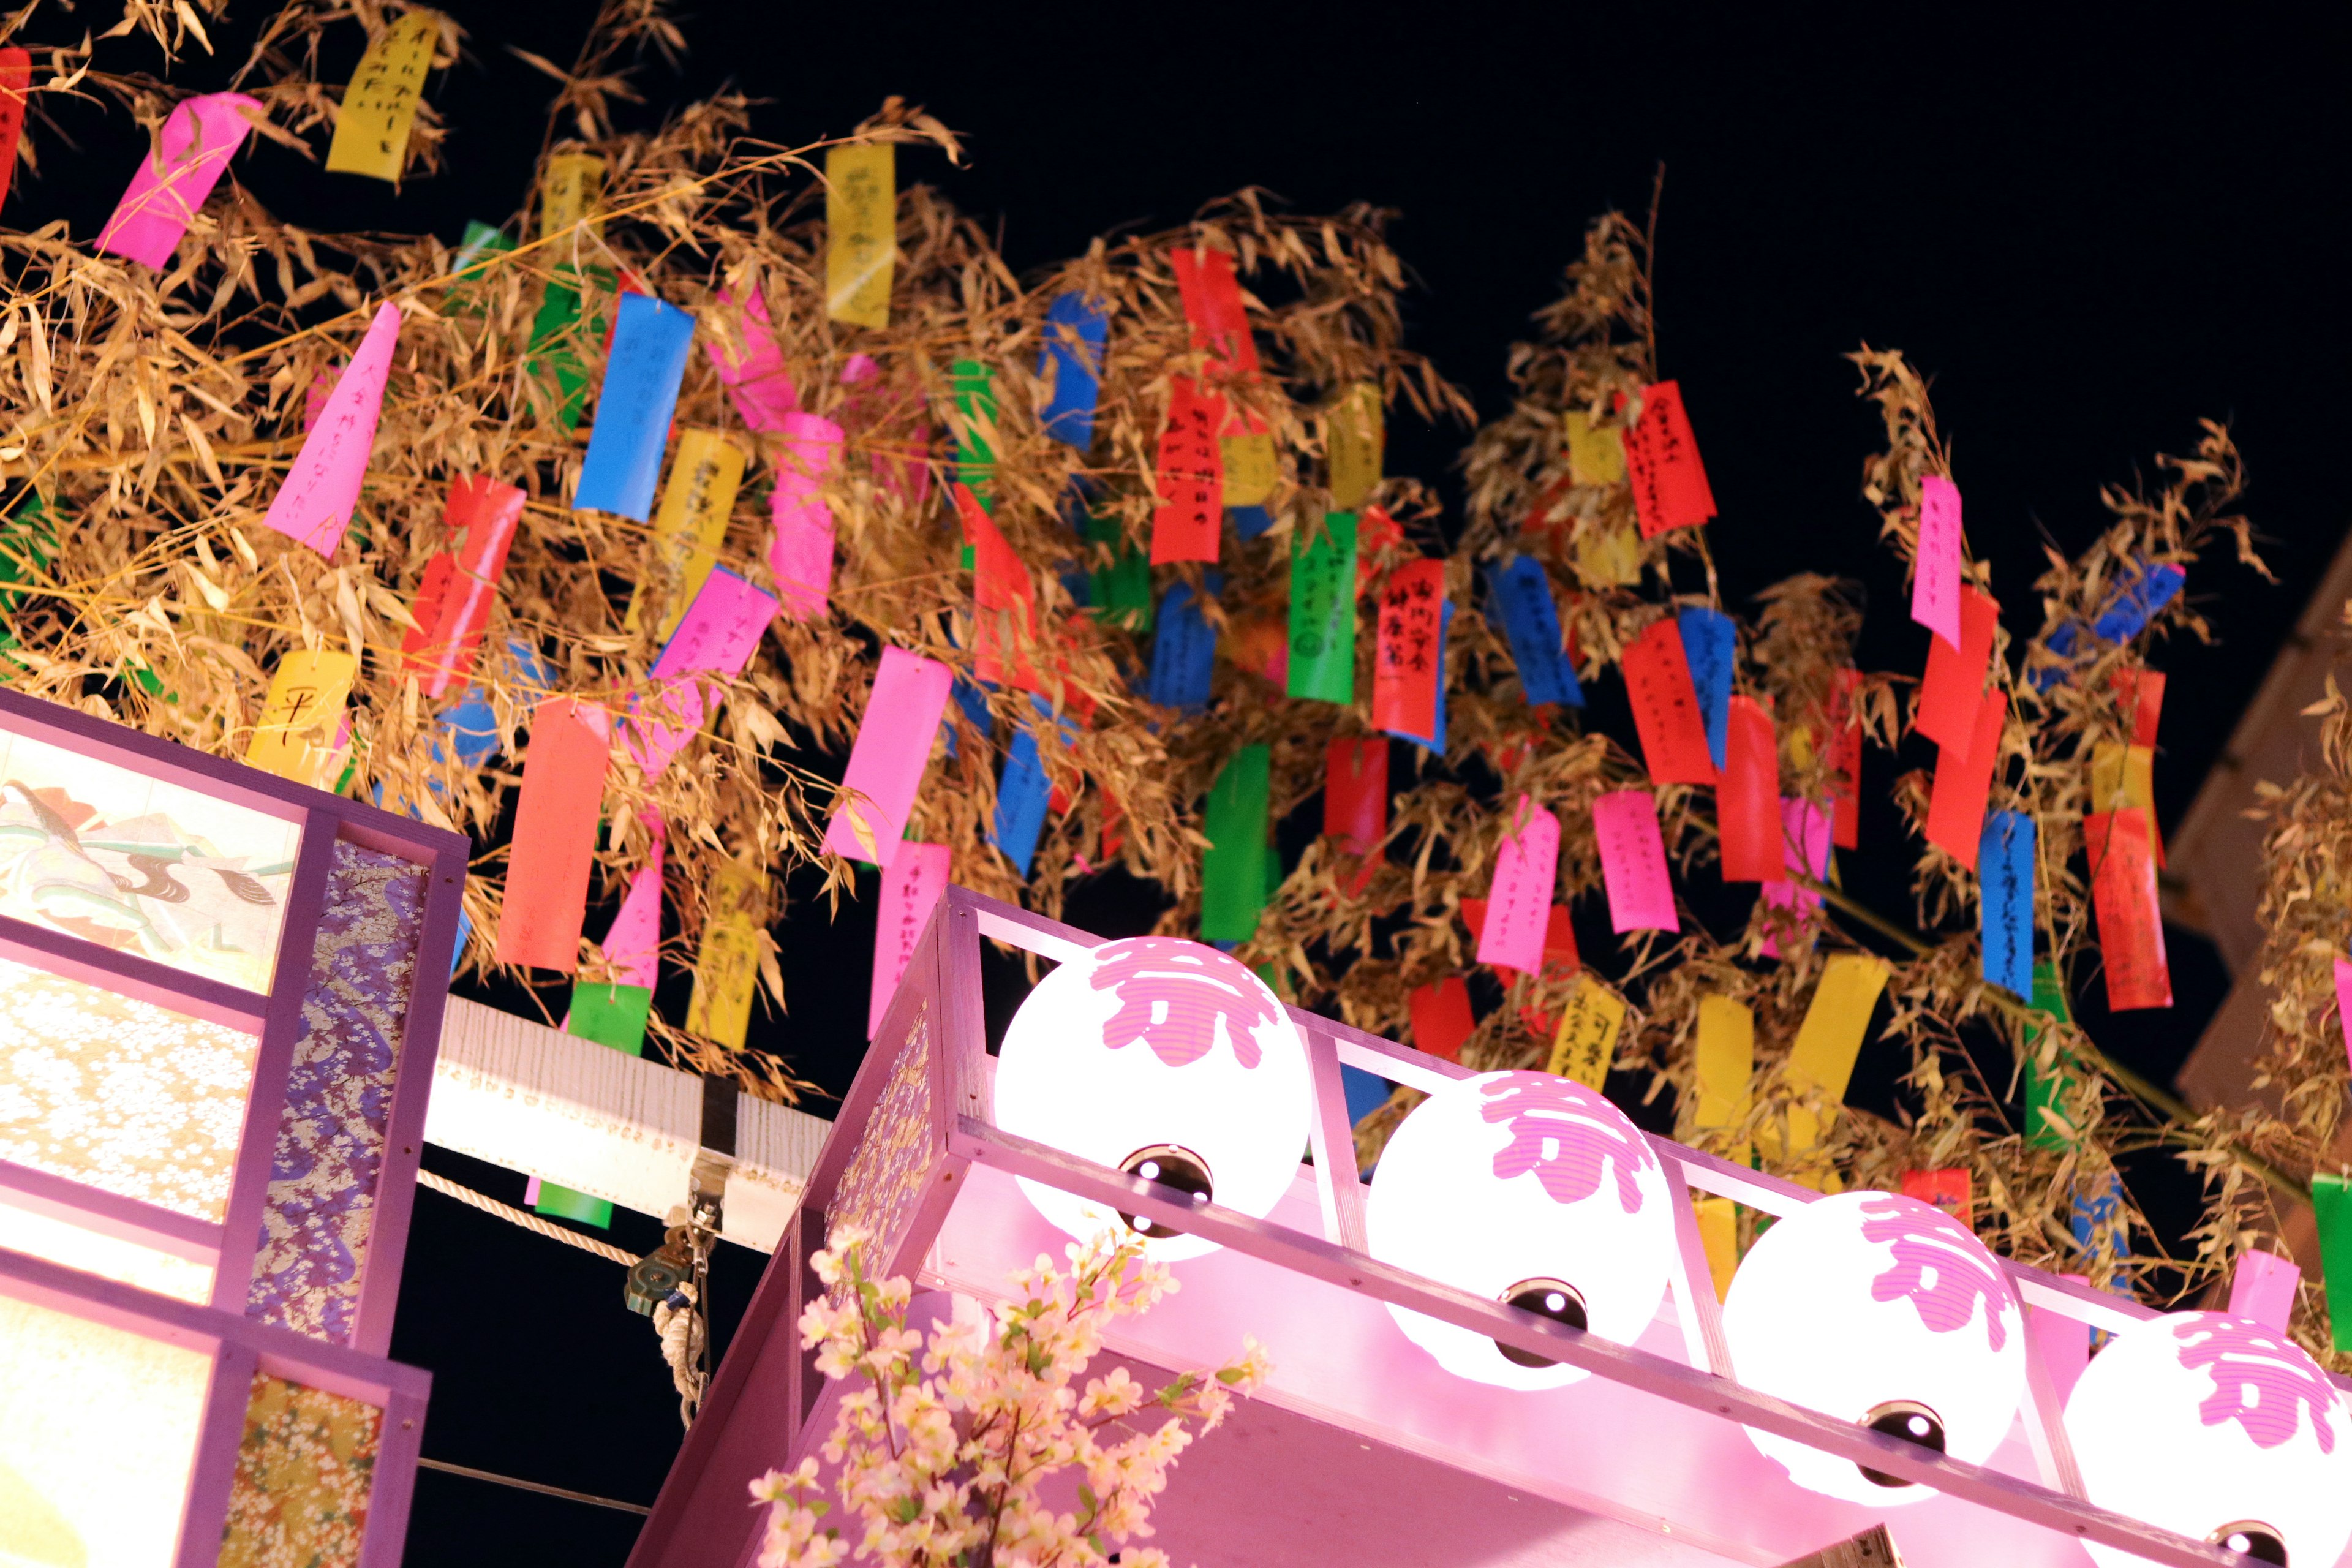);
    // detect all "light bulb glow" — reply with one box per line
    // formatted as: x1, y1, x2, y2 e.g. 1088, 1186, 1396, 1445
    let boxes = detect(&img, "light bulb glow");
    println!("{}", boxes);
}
1366, 1070, 1676, 1390
1721, 1189, 2026, 1504
992, 937, 1312, 1262
2065, 1311, 2352, 1568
